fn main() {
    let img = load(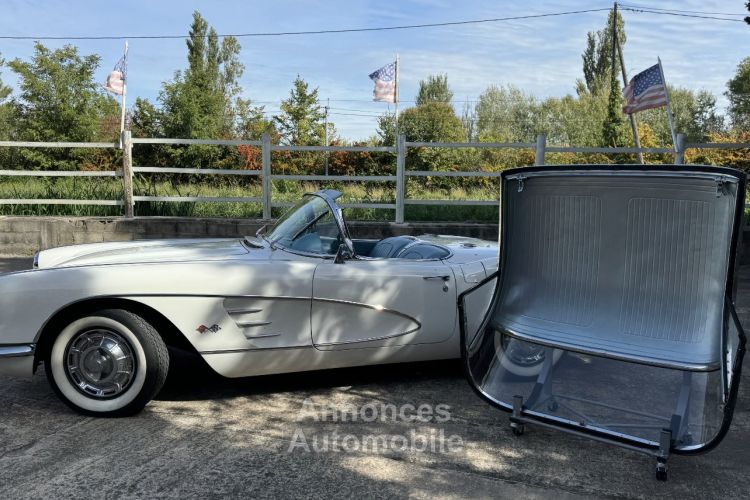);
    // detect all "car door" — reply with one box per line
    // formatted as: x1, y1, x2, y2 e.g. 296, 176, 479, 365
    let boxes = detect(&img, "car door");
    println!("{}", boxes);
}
311, 258, 457, 350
